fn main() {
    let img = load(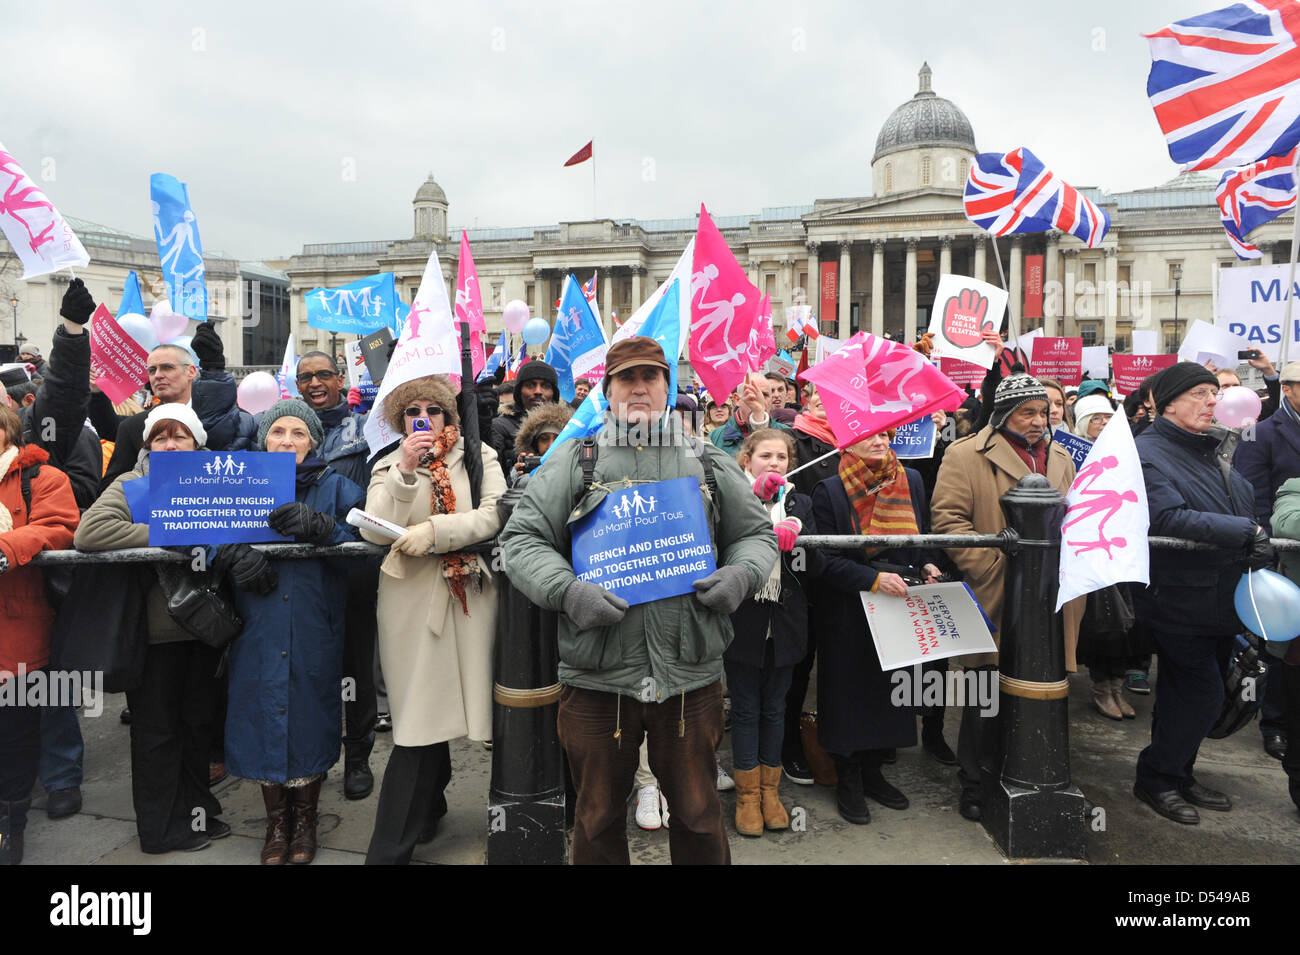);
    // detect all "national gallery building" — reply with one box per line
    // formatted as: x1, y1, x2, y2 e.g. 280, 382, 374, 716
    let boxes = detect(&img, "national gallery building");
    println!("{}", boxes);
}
2, 64, 1290, 367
